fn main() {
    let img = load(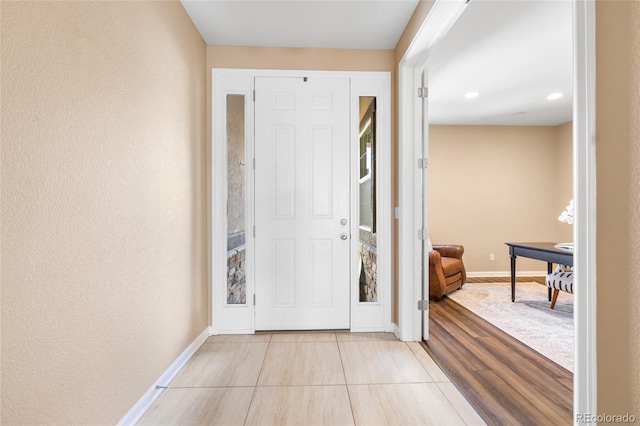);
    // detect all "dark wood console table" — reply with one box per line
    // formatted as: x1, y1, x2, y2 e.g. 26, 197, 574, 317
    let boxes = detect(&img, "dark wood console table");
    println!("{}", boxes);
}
505, 242, 573, 302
